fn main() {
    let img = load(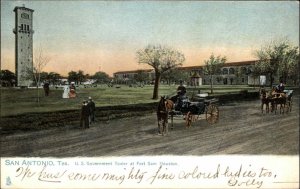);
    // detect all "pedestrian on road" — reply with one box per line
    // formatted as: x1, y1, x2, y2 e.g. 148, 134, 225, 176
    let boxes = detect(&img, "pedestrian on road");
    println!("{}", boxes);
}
80, 100, 90, 129
43, 81, 50, 96
88, 97, 96, 125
